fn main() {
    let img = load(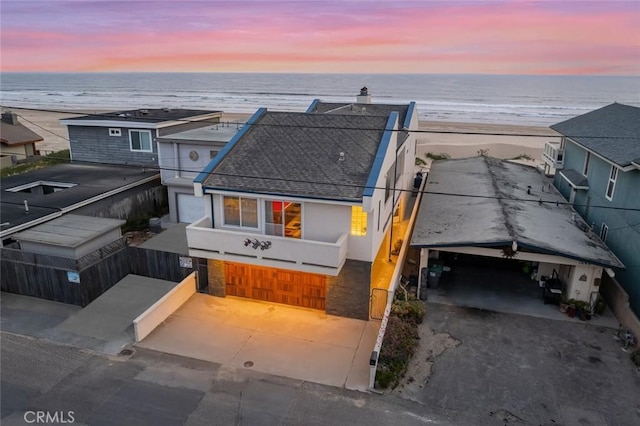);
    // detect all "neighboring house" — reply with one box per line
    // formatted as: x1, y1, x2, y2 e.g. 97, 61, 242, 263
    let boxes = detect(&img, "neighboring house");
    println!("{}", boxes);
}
545, 103, 640, 314
157, 121, 241, 223
187, 93, 418, 320
1, 111, 42, 168
0, 163, 164, 245
60, 108, 222, 166
411, 156, 624, 306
